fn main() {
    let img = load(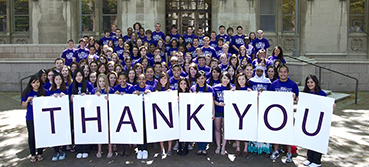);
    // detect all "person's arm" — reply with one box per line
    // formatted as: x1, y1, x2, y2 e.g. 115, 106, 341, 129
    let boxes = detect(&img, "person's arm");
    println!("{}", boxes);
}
21, 96, 33, 108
